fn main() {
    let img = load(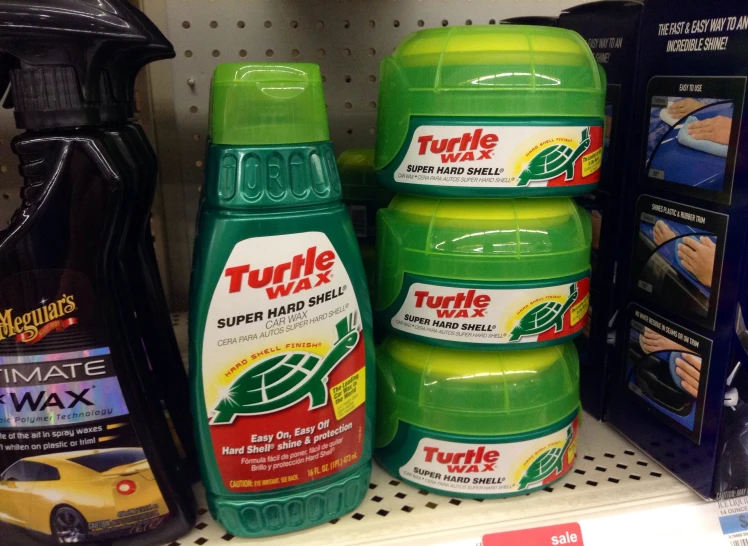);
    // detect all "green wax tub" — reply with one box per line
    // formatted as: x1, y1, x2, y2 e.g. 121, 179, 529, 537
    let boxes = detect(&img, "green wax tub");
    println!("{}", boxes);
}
337, 148, 393, 293
375, 336, 580, 498
375, 25, 606, 197
375, 195, 592, 349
